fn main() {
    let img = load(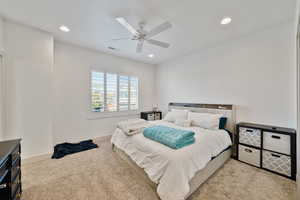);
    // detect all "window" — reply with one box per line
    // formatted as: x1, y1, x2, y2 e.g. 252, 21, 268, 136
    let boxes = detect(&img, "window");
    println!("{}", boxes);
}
119, 75, 129, 111
91, 72, 105, 112
91, 71, 139, 112
130, 77, 139, 110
